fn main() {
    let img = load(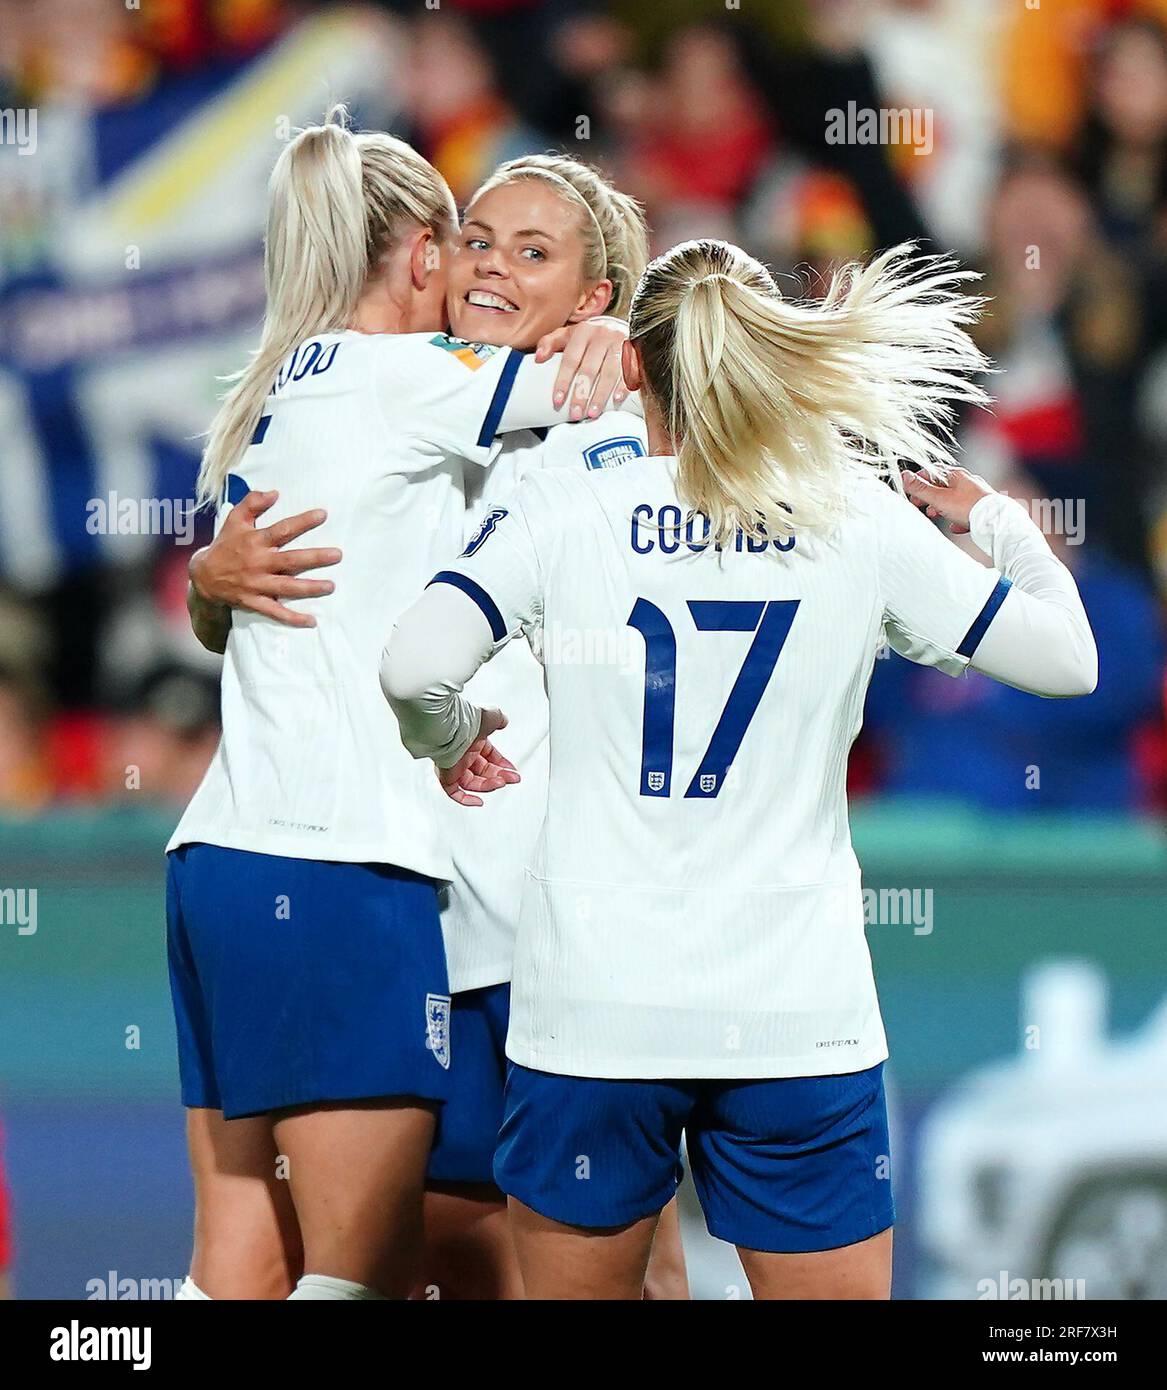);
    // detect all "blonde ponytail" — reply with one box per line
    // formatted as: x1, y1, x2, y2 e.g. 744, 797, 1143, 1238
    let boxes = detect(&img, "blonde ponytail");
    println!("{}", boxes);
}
628, 240, 992, 545
197, 106, 457, 506
472, 155, 649, 319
